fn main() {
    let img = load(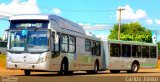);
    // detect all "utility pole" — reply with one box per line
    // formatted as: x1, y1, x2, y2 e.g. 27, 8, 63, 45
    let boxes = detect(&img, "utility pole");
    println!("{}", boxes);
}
117, 8, 125, 40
